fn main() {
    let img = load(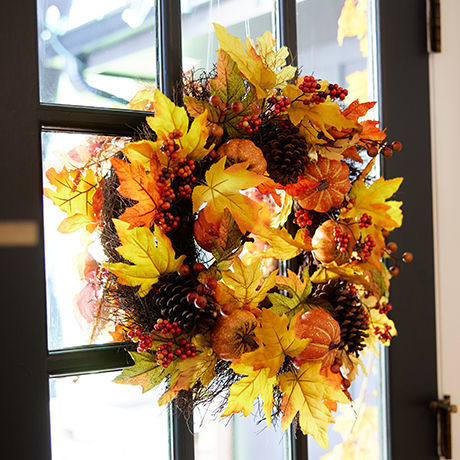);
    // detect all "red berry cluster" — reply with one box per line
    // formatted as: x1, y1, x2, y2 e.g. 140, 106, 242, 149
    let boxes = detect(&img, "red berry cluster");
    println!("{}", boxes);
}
238, 116, 262, 134
327, 83, 348, 101
159, 129, 183, 162
178, 263, 218, 310
374, 324, 393, 343
298, 75, 321, 93
333, 226, 350, 252
359, 235, 376, 261
359, 213, 373, 228
267, 95, 291, 115
127, 329, 154, 353
153, 319, 183, 336
294, 209, 313, 227
175, 338, 197, 360
156, 341, 175, 368
173, 159, 196, 199
379, 302, 393, 315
